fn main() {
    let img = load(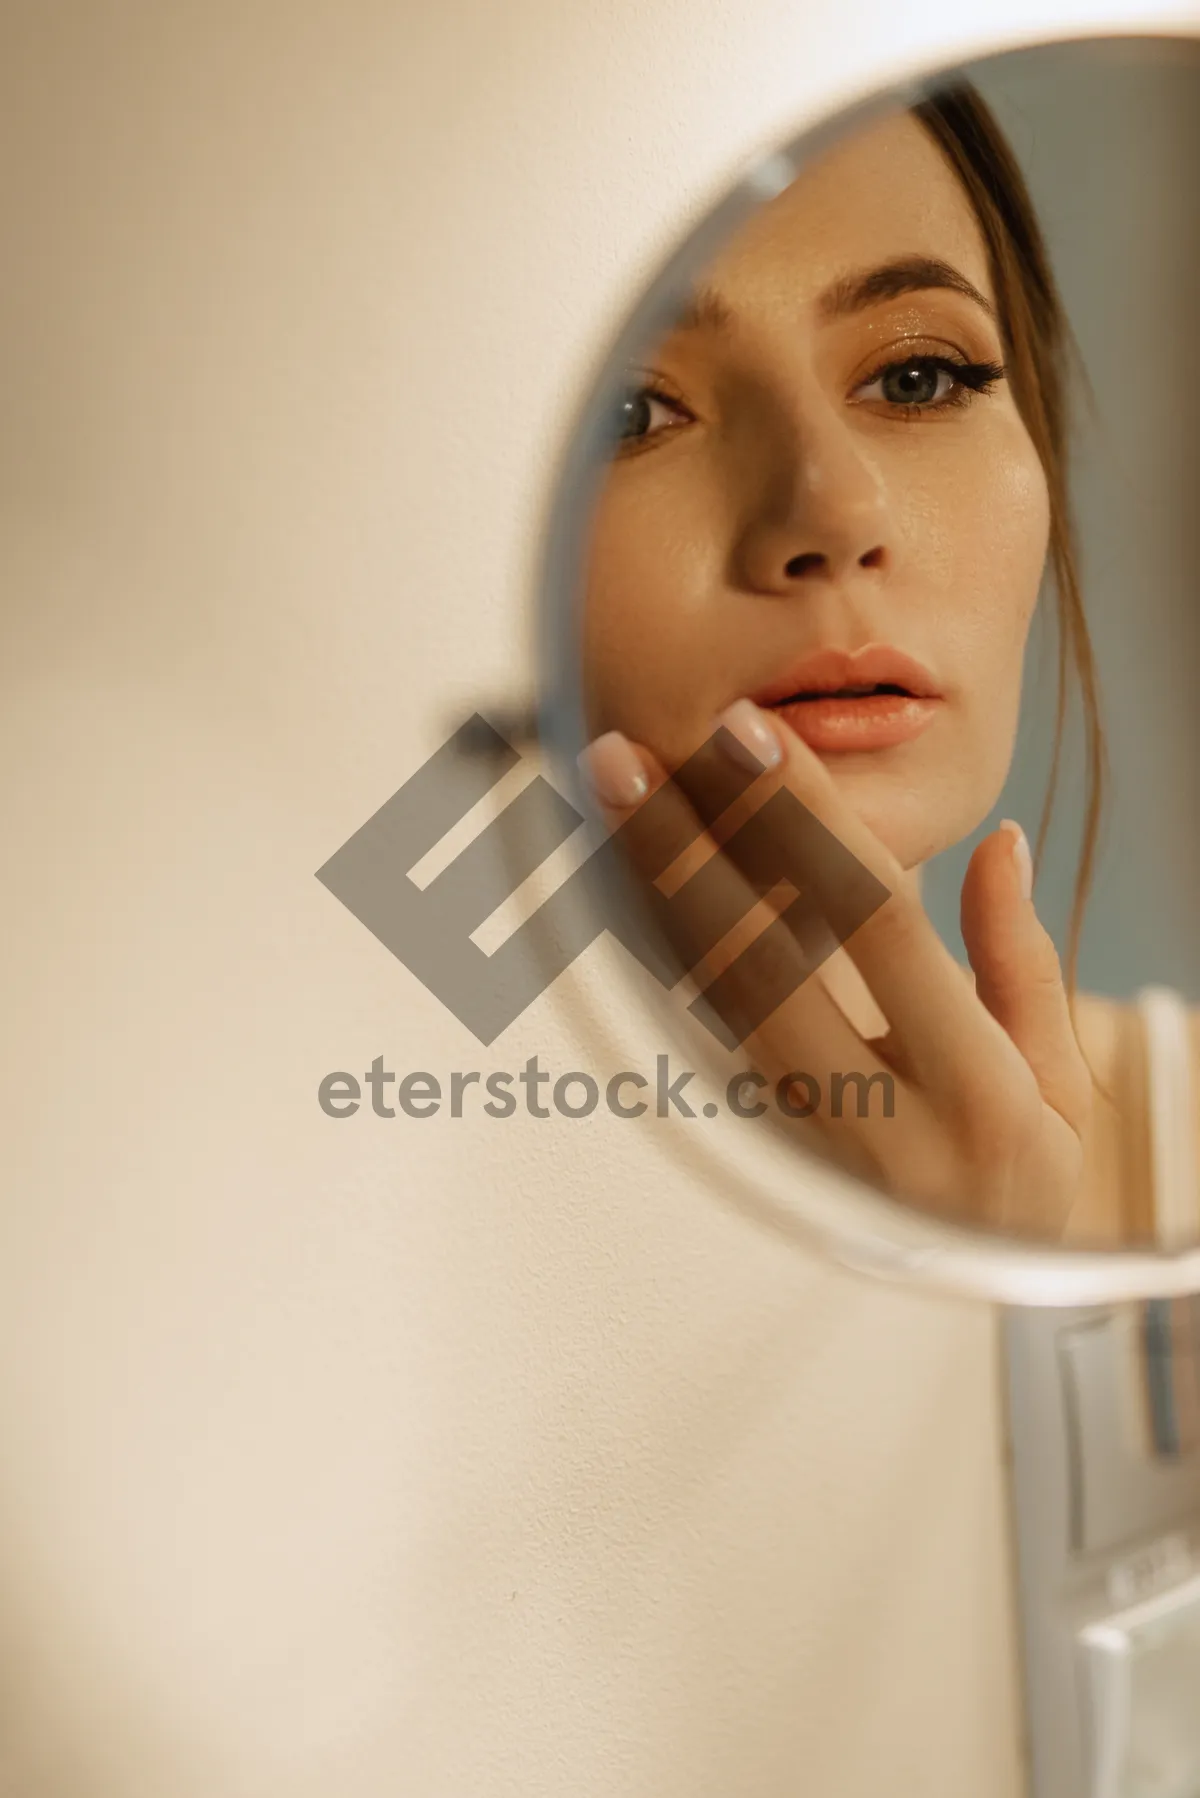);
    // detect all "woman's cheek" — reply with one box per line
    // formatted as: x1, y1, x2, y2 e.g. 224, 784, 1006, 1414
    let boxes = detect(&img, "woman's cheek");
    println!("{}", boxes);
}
584, 537, 708, 752
964, 448, 1051, 794
925, 426, 1048, 674
973, 425, 1052, 619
